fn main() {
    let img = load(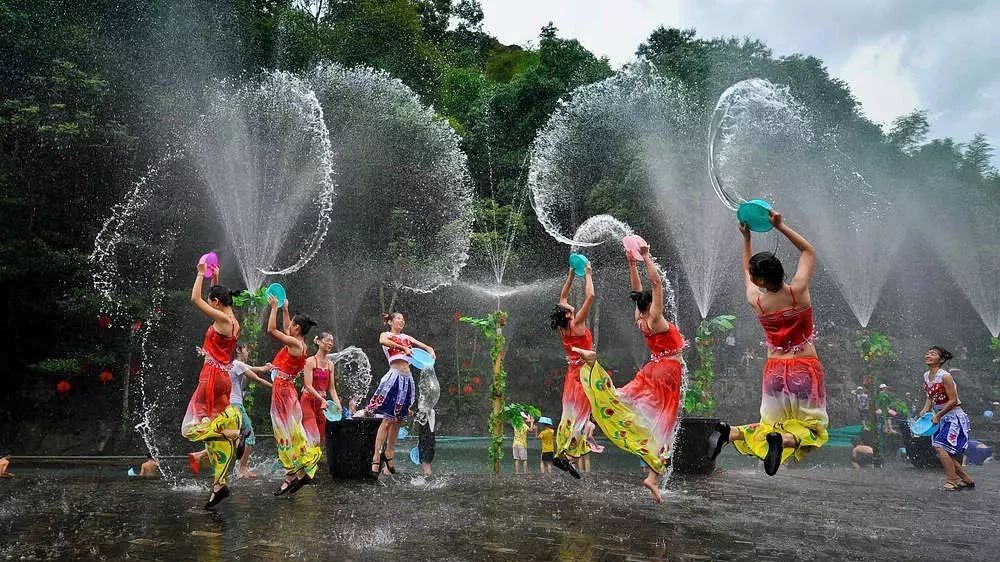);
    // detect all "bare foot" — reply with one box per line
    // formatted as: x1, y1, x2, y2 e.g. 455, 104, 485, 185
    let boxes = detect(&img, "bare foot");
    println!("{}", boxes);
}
238, 470, 257, 479
642, 475, 662, 504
